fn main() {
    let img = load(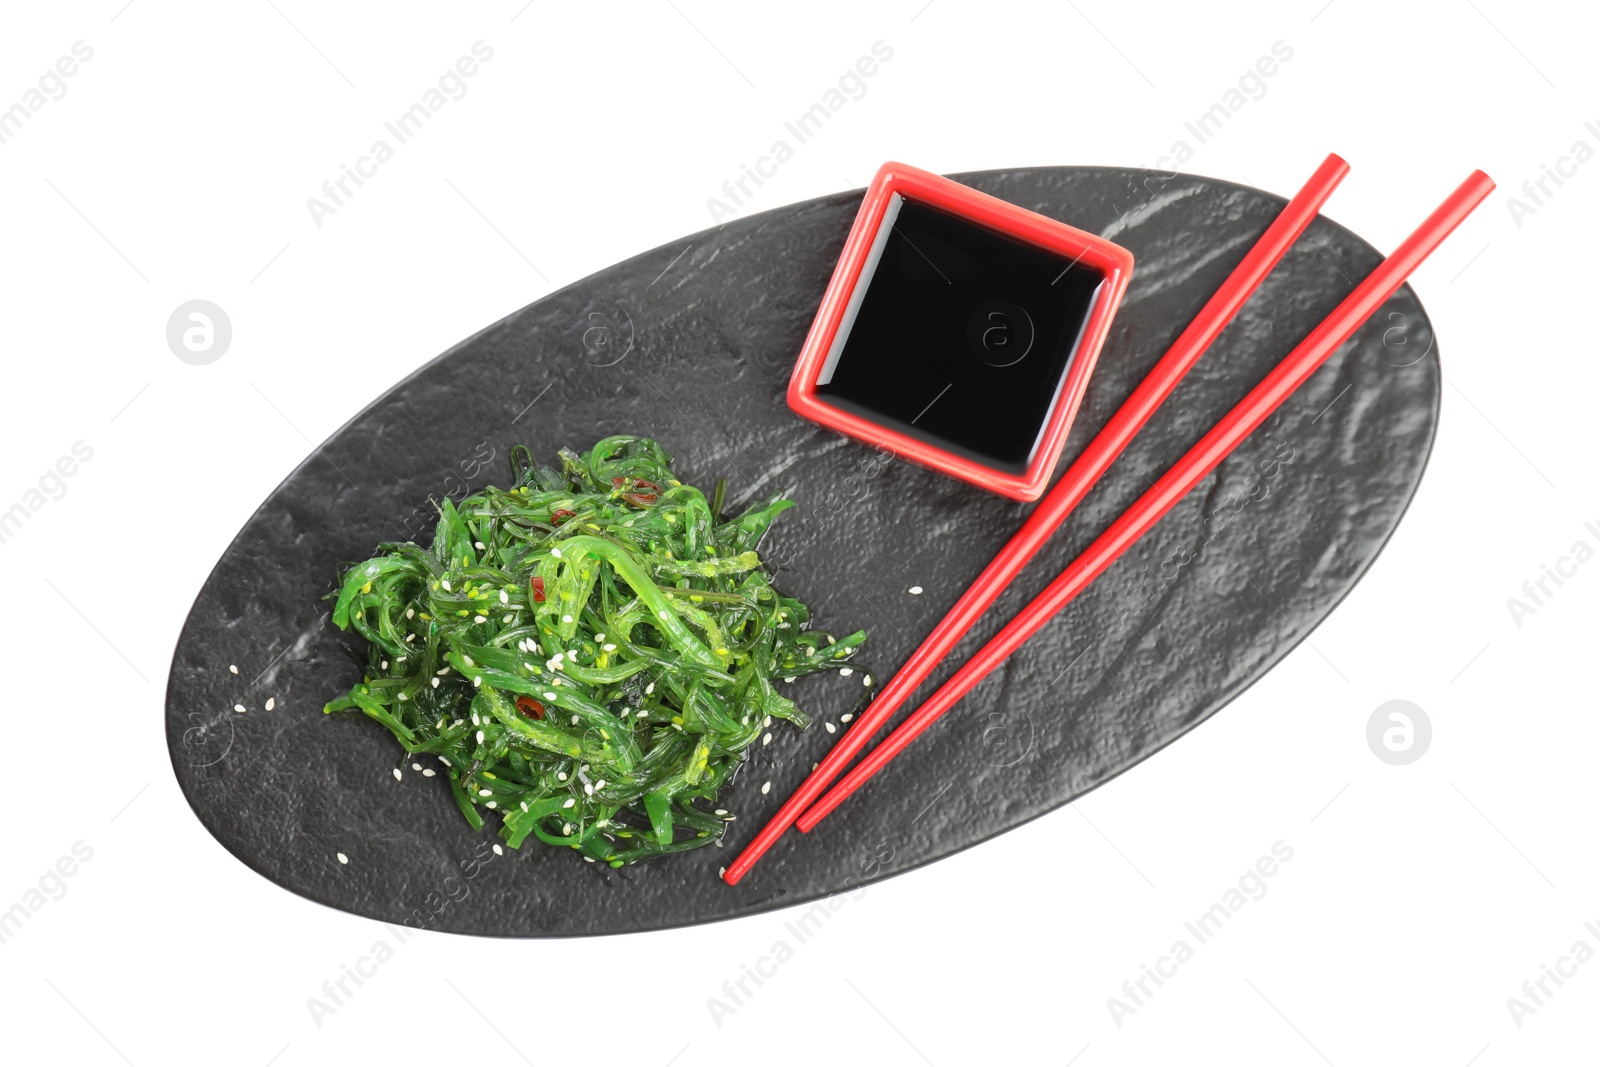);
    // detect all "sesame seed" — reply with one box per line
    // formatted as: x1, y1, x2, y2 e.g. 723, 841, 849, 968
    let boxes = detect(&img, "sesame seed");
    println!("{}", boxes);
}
544, 691, 557, 700
658, 611, 669, 620
381, 660, 388, 670
397, 692, 407, 701
720, 866, 726, 877
763, 732, 772, 745
646, 682, 655, 695
476, 730, 485, 743
462, 656, 475, 667
392, 768, 403, 781
492, 844, 503, 855
595, 780, 605, 789
603, 643, 617, 652
336, 852, 349, 864
563, 614, 573, 623
839, 667, 854, 677
441, 579, 452, 592
825, 722, 836, 734
558, 772, 568, 781
233, 704, 246, 714
841, 712, 854, 723
438, 756, 452, 766
228, 664, 238, 675
570, 715, 580, 725
563, 798, 575, 808
479, 788, 492, 797
472, 712, 481, 725
715, 808, 728, 815
499, 589, 509, 604
636, 709, 648, 717
784, 676, 795, 683
863, 674, 873, 687
475, 541, 486, 550
422, 769, 435, 777
474, 615, 488, 624
520, 801, 529, 812
584, 783, 594, 796
436, 667, 450, 676
761, 781, 772, 794
594, 632, 606, 641
583, 854, 594, 861
473, 676, 482, 688
431, 677, 440, 688
764, 715, 772, 728
406, 607, 415, 618
909, 585, 924, 595
551, 547, 562, 558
